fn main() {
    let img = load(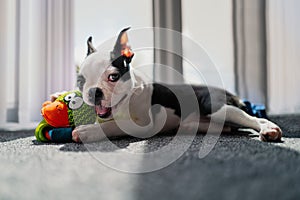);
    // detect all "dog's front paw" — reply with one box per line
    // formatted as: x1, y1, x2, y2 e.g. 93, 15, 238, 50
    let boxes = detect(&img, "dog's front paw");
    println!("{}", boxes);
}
72, 128, 82, 143
72, 124, 104, 143
259, 120, 282, 142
